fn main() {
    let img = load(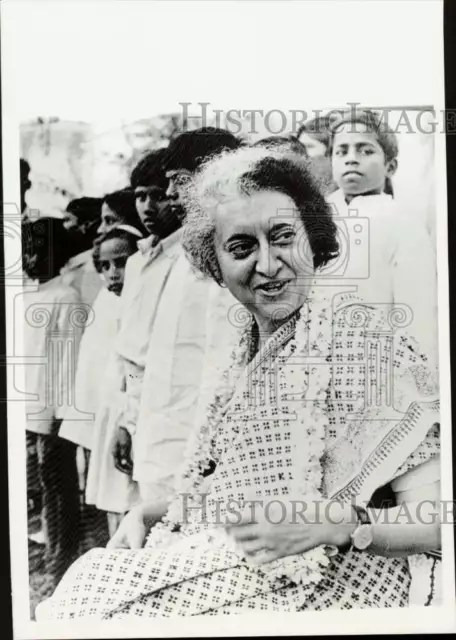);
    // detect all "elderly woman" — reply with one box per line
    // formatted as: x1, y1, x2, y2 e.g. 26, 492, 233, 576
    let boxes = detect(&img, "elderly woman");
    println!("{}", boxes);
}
37, 147, 441, 619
